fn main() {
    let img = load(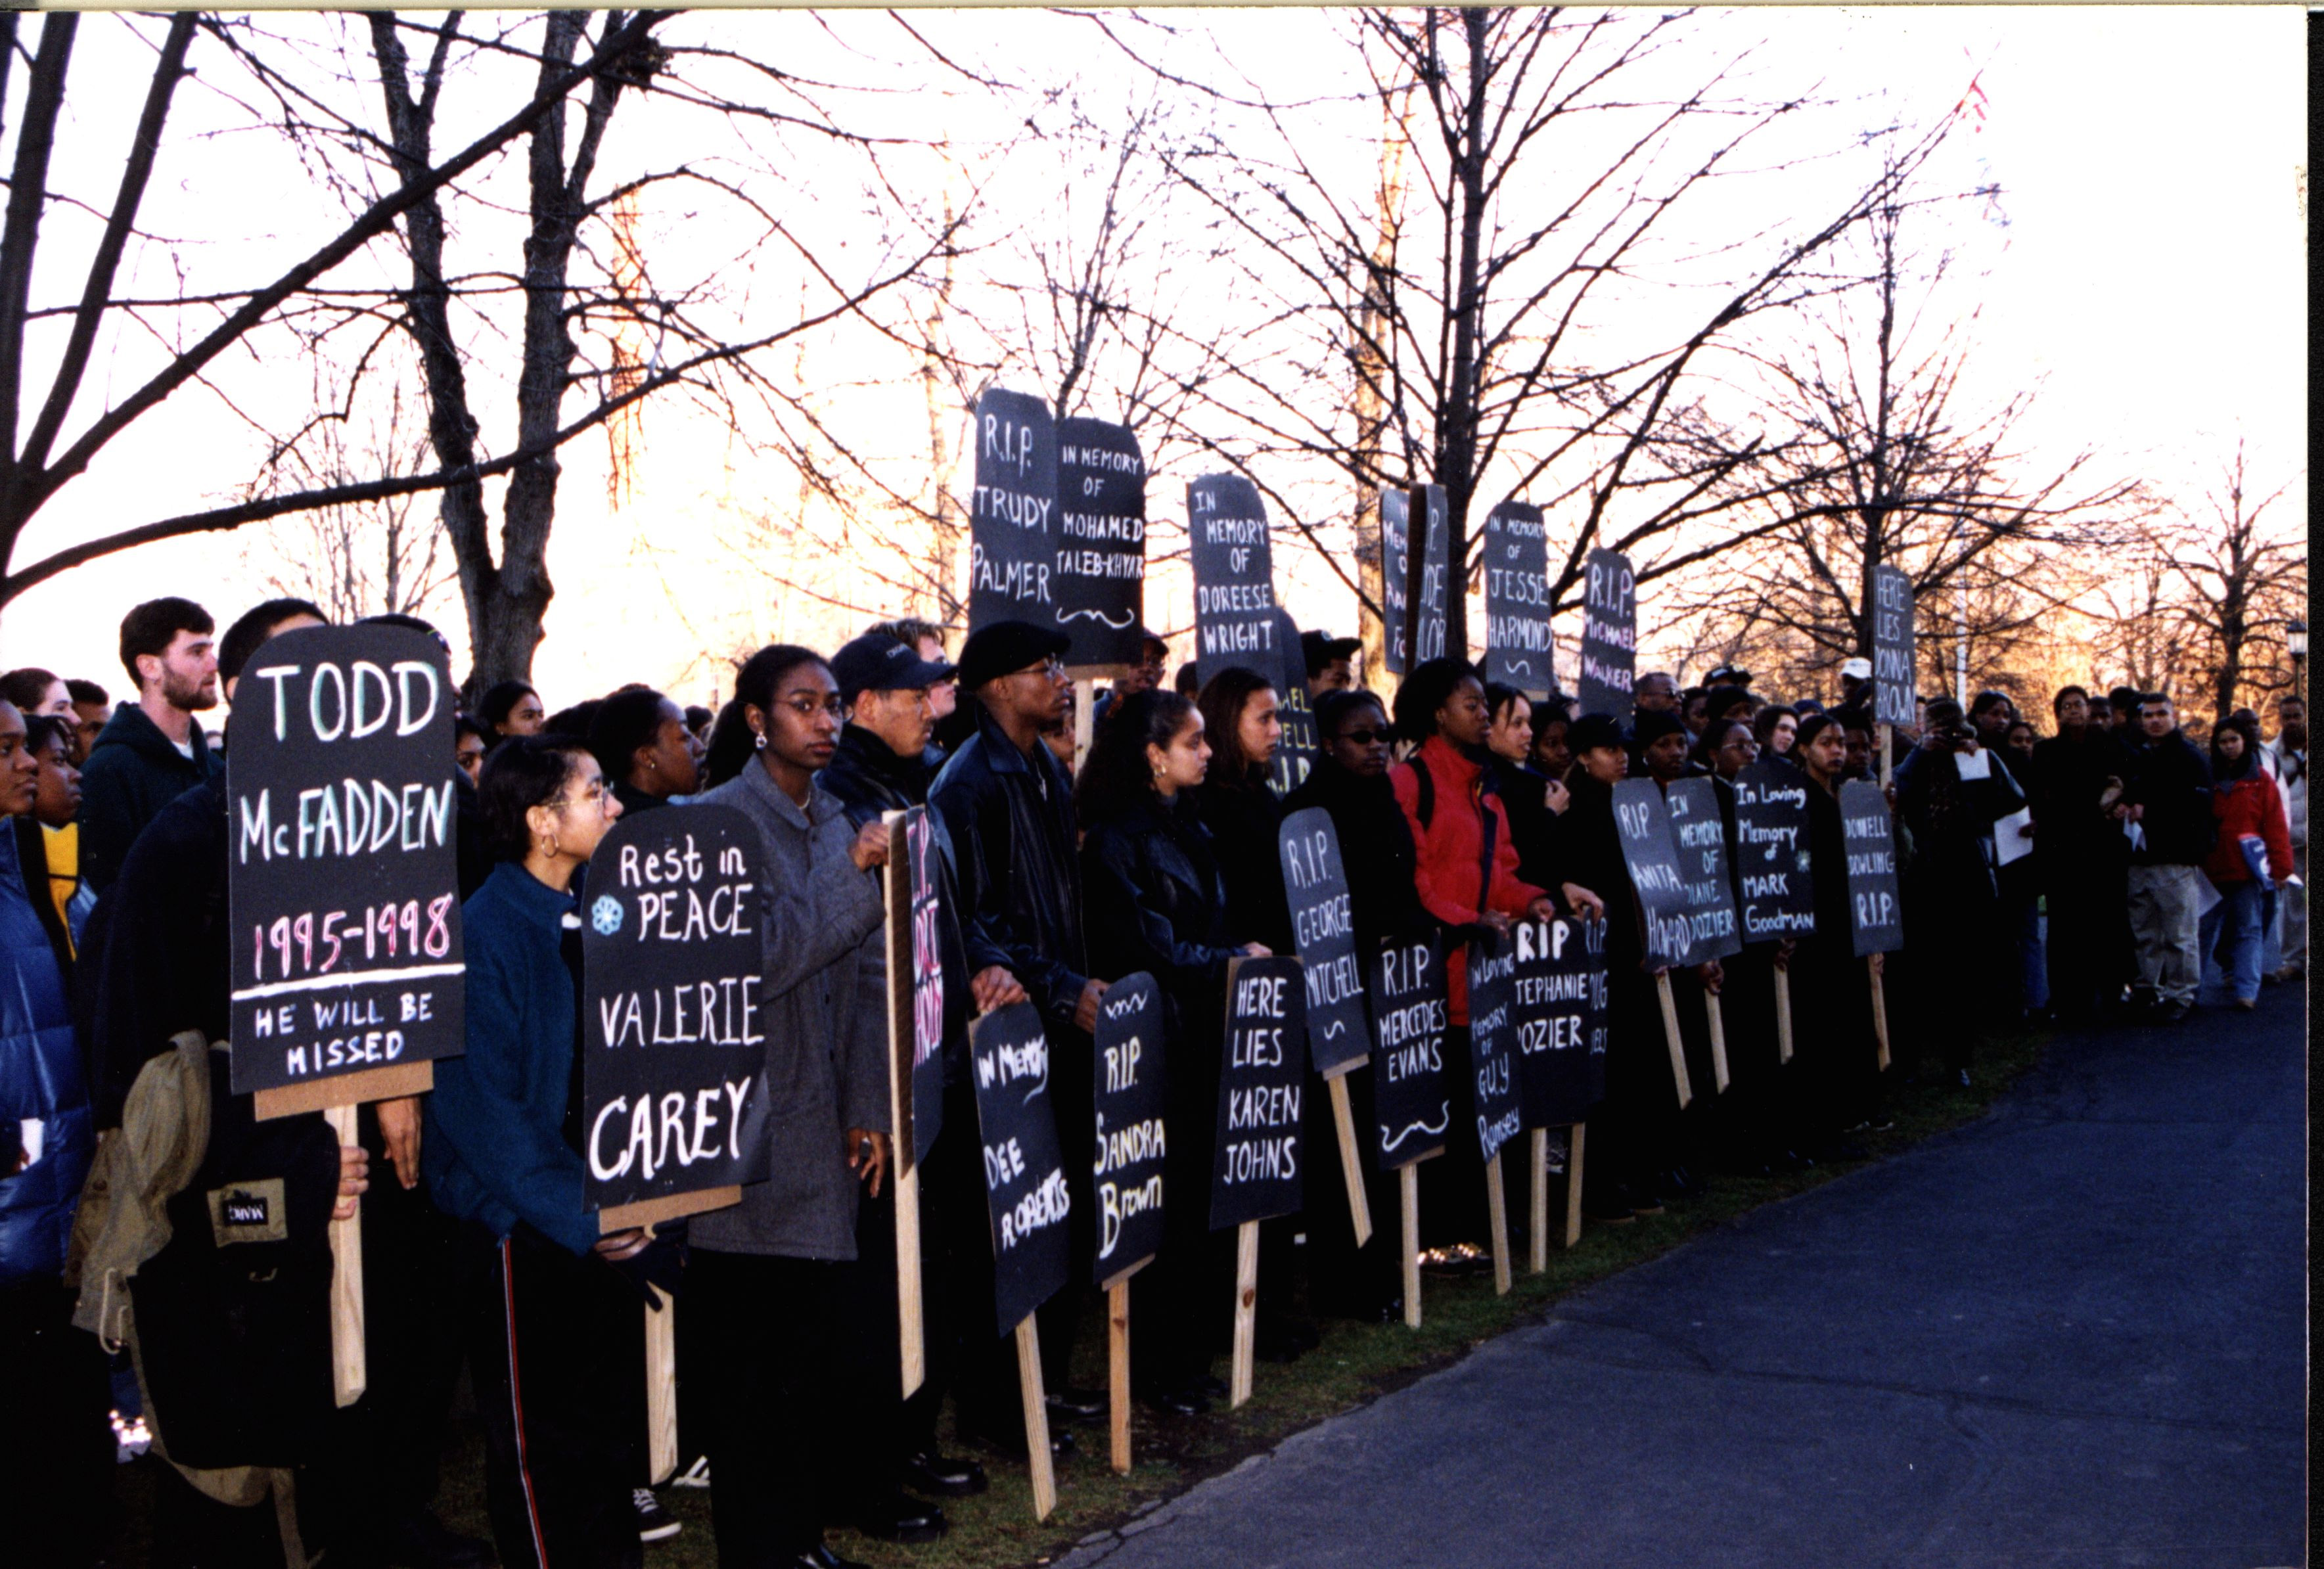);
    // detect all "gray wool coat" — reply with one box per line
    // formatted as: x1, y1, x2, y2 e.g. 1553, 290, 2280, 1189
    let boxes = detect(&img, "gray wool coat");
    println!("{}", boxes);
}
685, 760, 890, 1261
